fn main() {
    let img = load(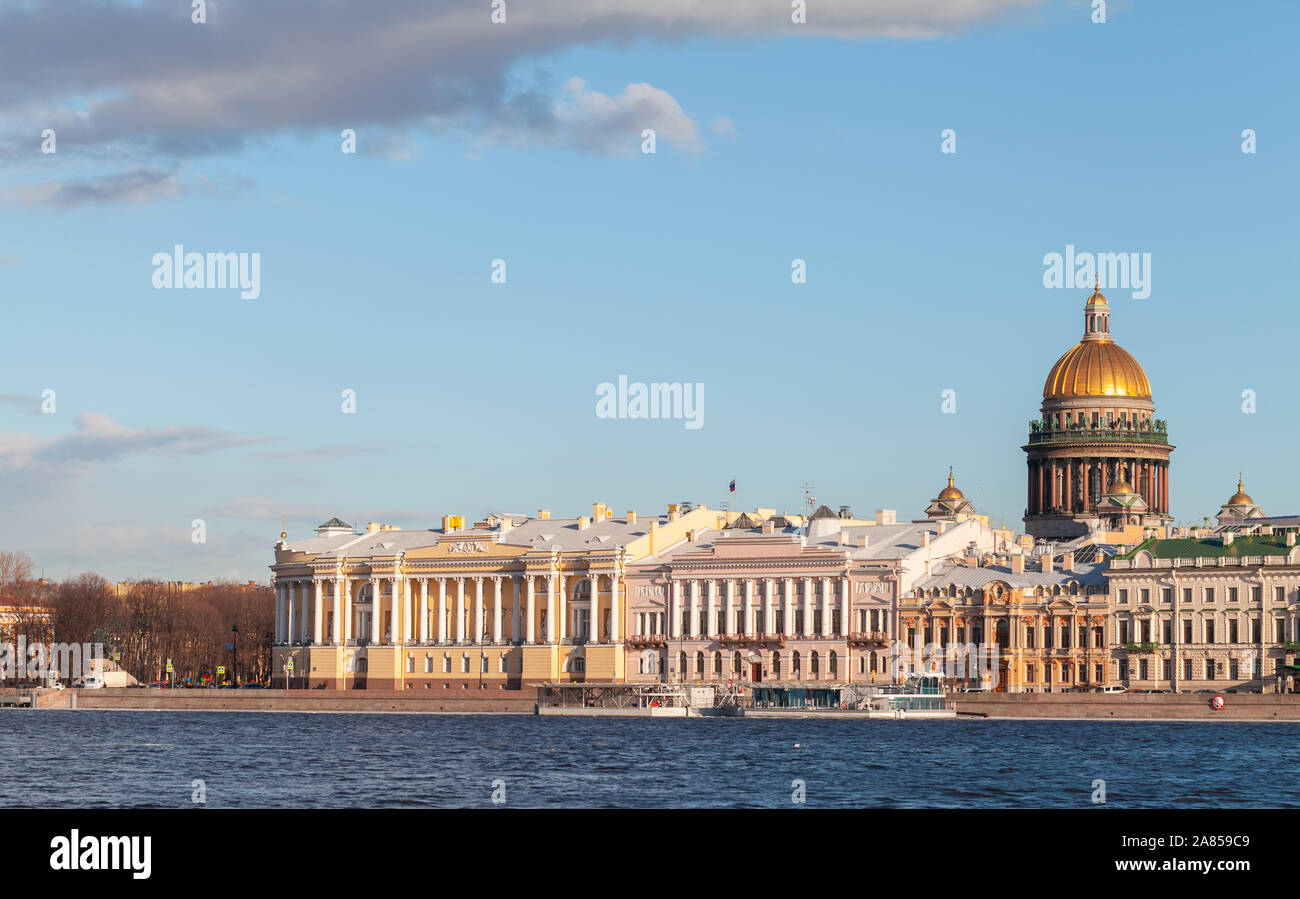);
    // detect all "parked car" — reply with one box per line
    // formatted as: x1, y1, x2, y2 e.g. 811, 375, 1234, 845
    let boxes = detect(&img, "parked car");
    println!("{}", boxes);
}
1098, 685, 1126, 694
72, 676, 105, 689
